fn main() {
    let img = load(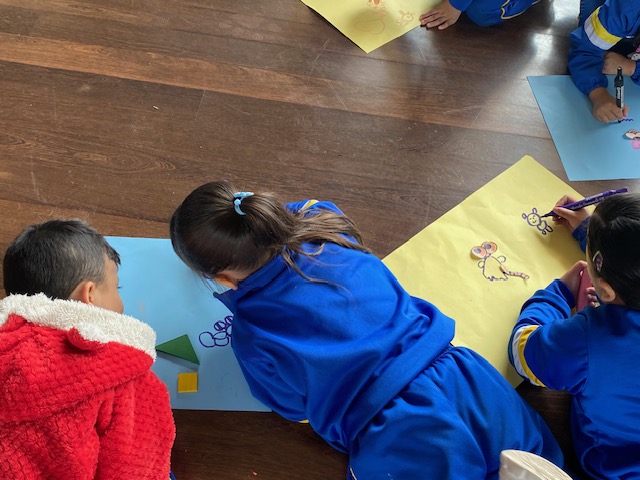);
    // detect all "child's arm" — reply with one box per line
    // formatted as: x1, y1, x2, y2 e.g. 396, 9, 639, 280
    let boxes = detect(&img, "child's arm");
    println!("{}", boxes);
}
589, 86, 629, 123
508, 263, 589, 393
551, 194, 591, 252
419, 0, 463, 30
568, 1, 639, 122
